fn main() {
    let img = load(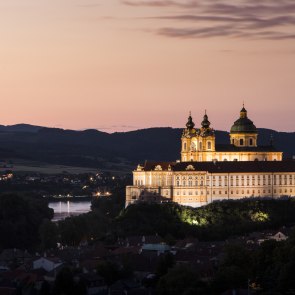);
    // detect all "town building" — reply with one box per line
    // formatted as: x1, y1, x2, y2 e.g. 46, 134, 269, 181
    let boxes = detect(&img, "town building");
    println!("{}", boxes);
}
126, 106, 295, 207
